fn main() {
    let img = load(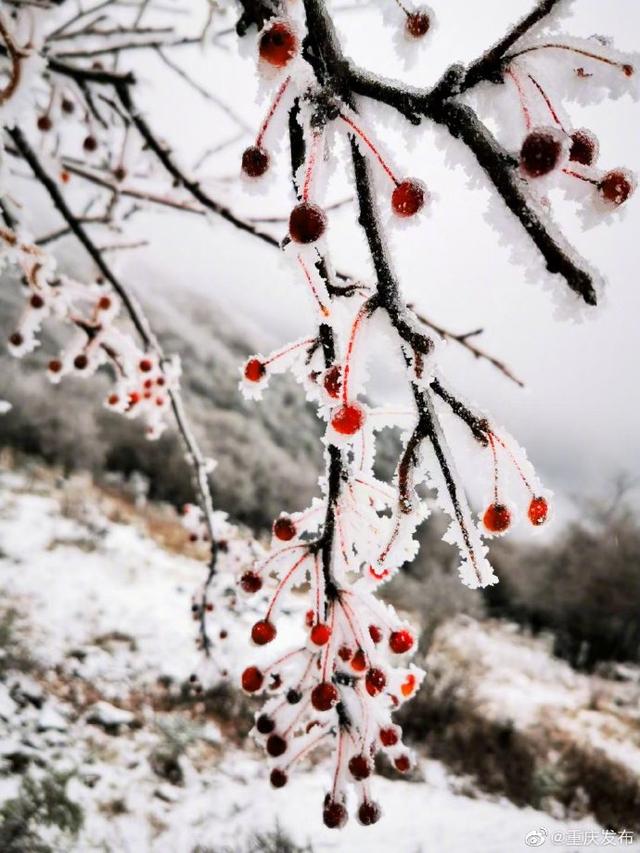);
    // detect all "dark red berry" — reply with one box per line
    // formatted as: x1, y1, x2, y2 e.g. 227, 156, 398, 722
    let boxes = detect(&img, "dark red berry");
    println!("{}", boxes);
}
323, 798, 348, 829
365, 667, 386, 697
351, 648, 367, 672
528, 496, 548, 526
305, 609, 315, 627
331, 402, 365, 436
391, 178, 426, 217
74, 354, 88, 370
368, 624, 382, 644
311, 681, 338, 711
405, 10, 431, 39
338, 645, 352, 661
286, 688, 302, 704
259, 21, 298, 68
273, 516, 296, 541
242, 145, 270, 178
113, 166, 127, 182
358, 800, 381, 826
389, 630, 414, 654
83, 135, 98, 152
266, 734, 287, 757
30, 294, 45, 309
256, 714, 275, 734
270, 768, 288, 788
48, 359, 62, 373
520, 129, 563, 178
98, 296, 112, 310
241, 666, 263, 693
139, 358, 153, 372
348, 754, 371, 780
310, 623, 331, 646
289, 202, 327, 244
9, 332, 23, 347
483, 503, 511, 534
569, 129, 598, 166
240, 571, 262, 593
251, 619, 277, 645
379, 726, 399, 747
244, 358, 266, 382
37, 115, 52, 132
61, 98, 75, 114
394, 754, 411, 773
107, 393, 119, 406
599, 169, 634, 206
323, 365, 342, 398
